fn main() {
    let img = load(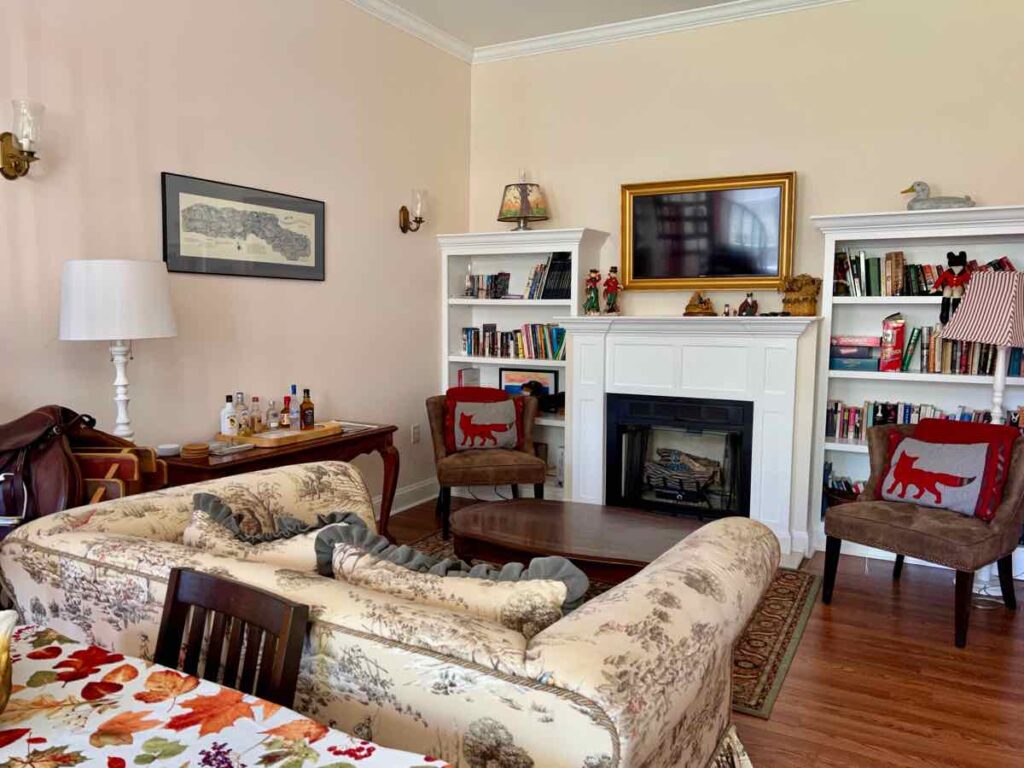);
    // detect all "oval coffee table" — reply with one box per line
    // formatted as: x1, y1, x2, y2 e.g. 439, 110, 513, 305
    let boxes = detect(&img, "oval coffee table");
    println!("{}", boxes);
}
451, 499, 701, 584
